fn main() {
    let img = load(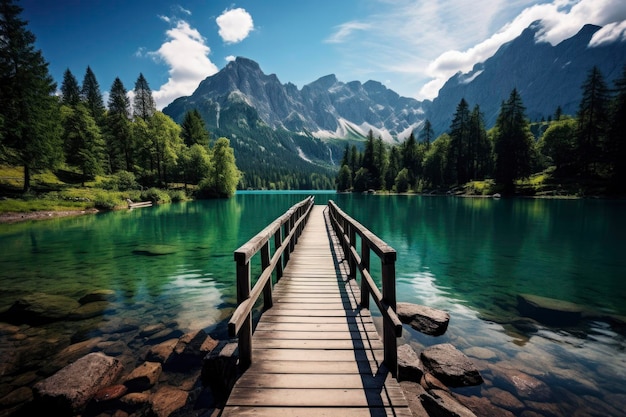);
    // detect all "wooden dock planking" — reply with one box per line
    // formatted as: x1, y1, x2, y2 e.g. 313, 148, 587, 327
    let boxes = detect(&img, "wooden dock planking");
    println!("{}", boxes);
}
221, 205, 409, 416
